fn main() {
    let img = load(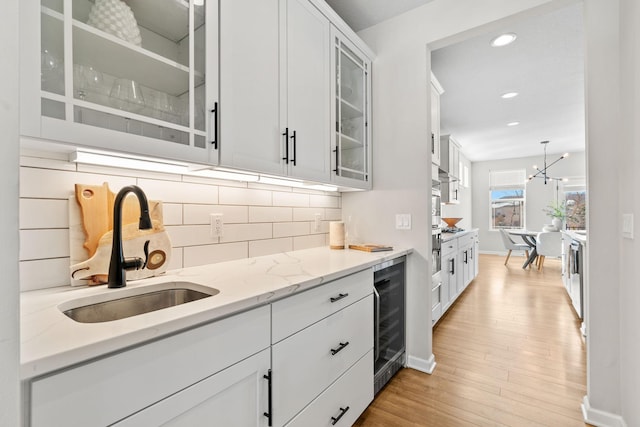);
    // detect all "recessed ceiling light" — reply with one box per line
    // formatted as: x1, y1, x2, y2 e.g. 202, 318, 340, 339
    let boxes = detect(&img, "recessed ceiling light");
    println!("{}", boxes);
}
507, 121, 520, 127
490, 33, 517, 47
501, 92, 519, 99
